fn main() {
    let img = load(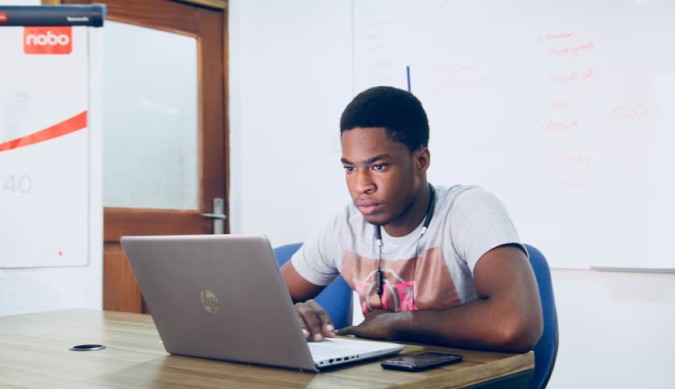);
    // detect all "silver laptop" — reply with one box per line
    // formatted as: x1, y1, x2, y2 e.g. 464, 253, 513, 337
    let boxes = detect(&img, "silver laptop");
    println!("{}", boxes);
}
121, 234, 403, 372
